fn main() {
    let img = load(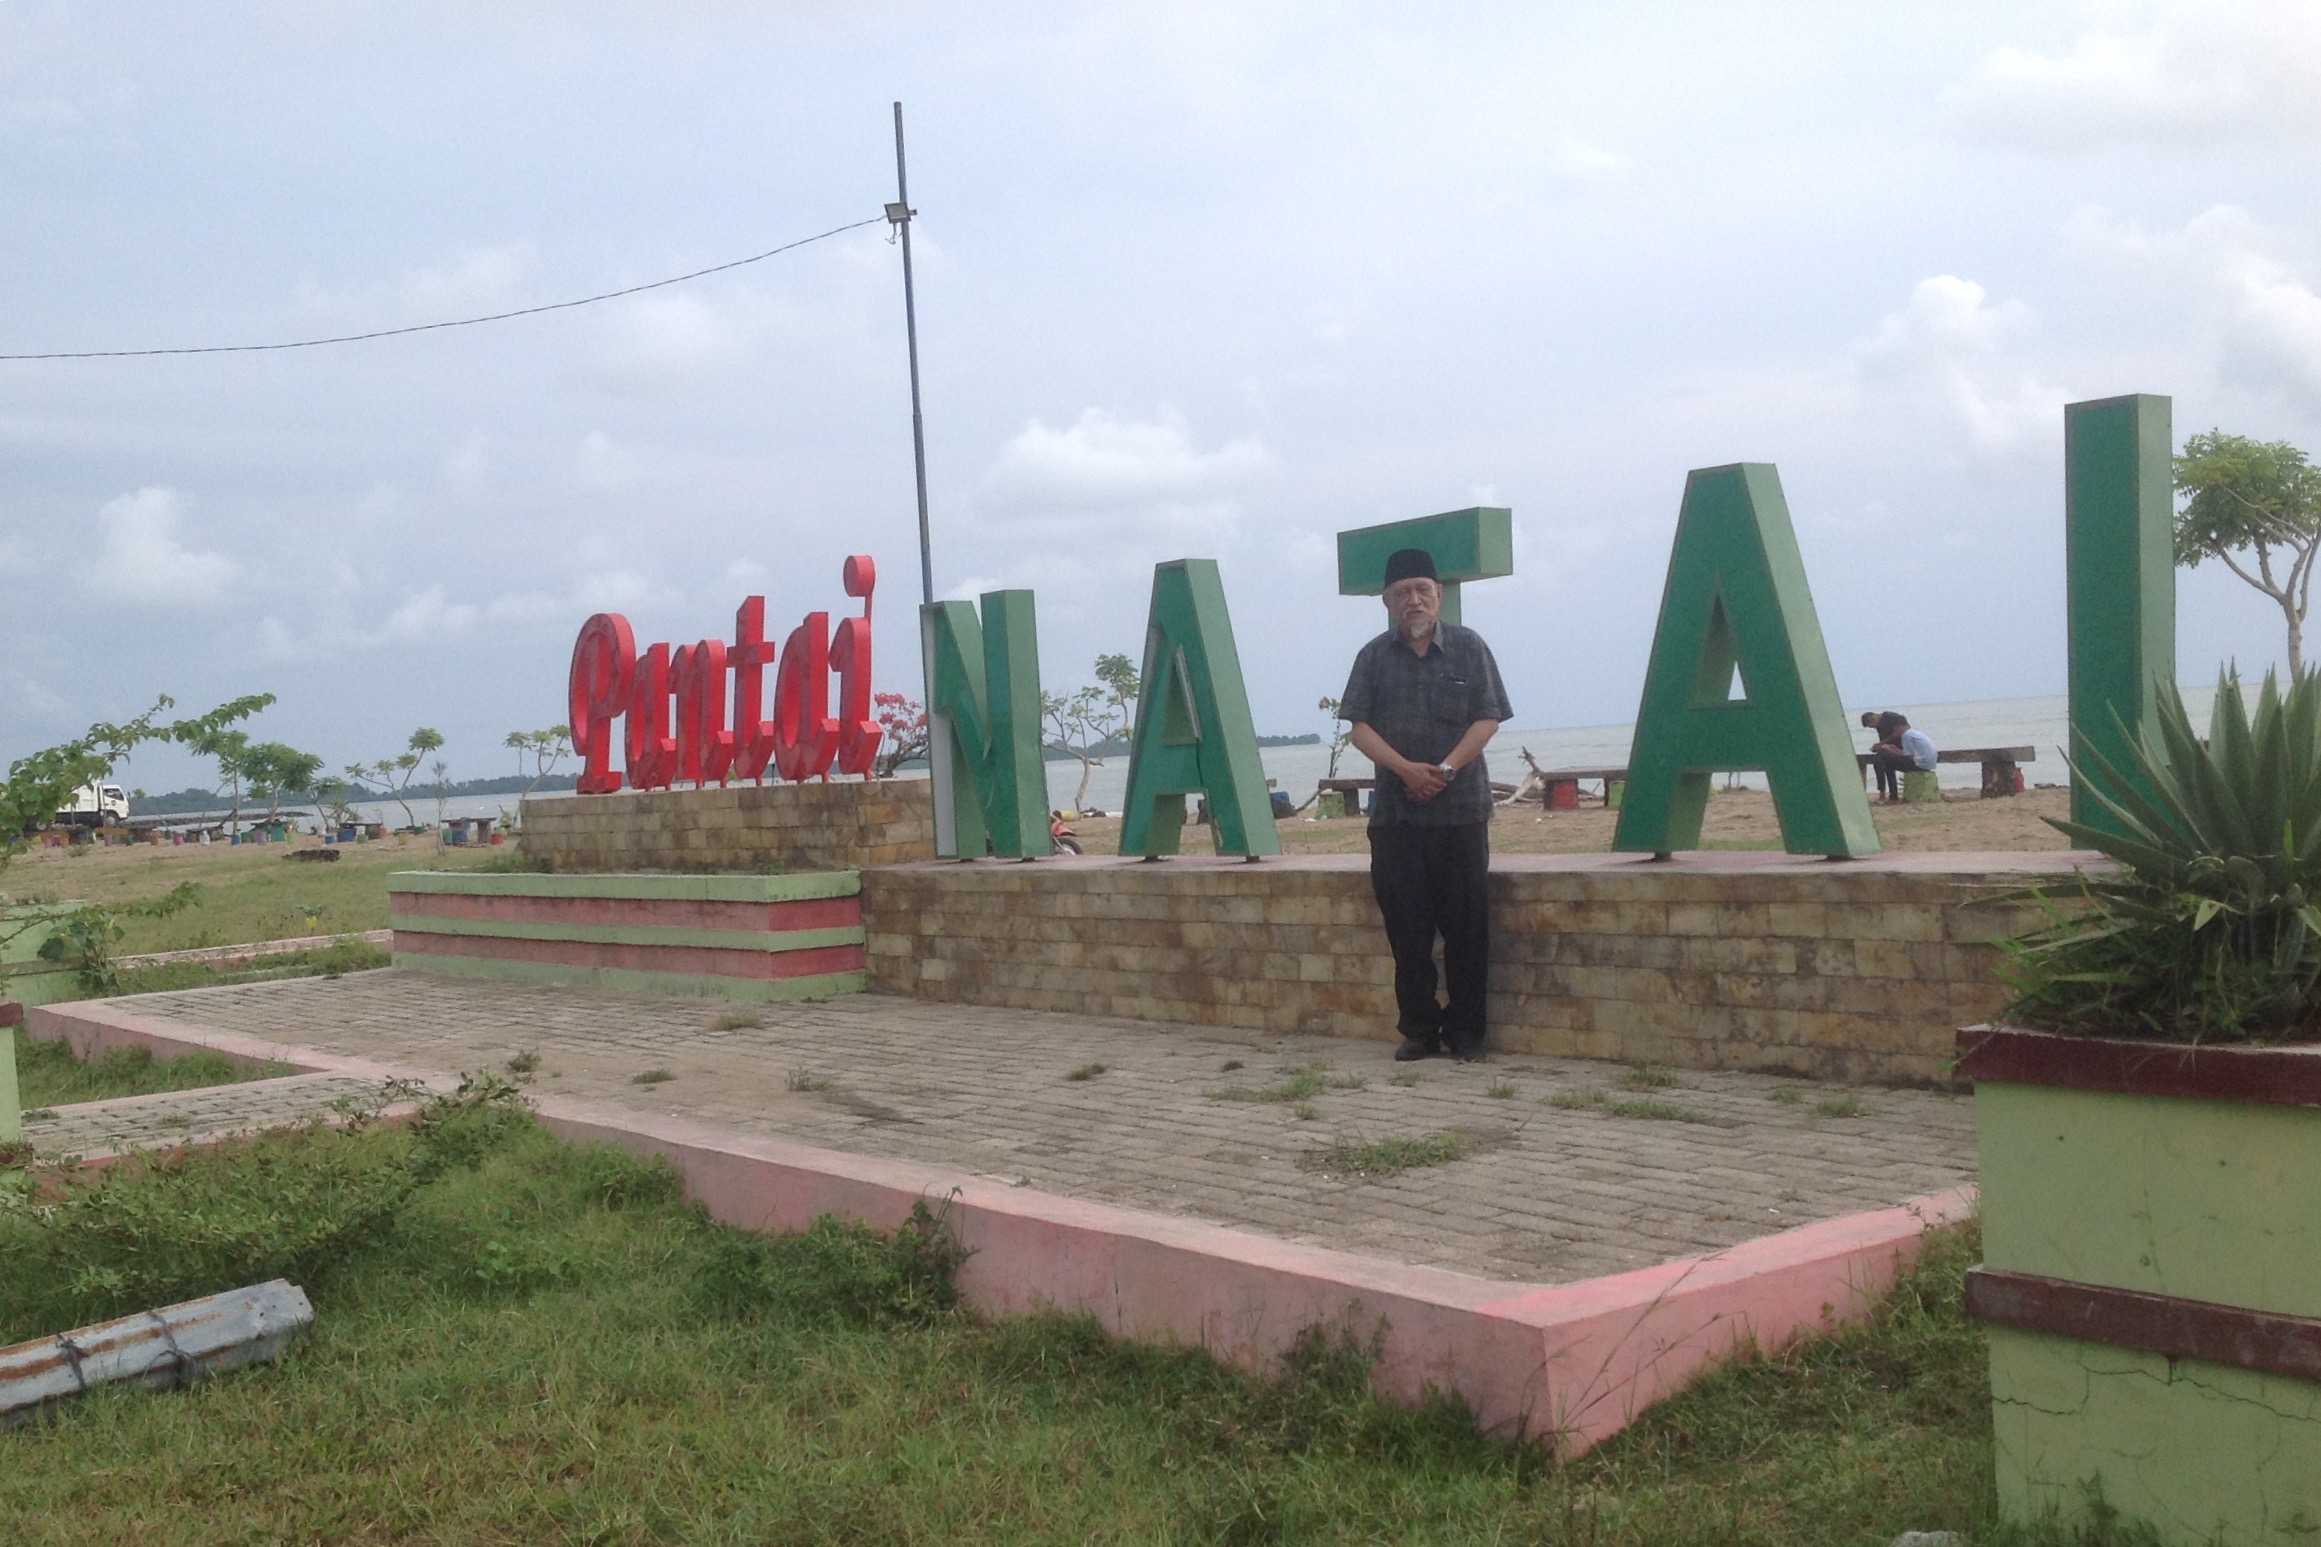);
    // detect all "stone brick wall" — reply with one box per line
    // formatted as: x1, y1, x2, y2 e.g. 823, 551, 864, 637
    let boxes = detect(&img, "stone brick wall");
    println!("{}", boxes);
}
519, 780, 932, 873
863, 850, 2091, 1086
